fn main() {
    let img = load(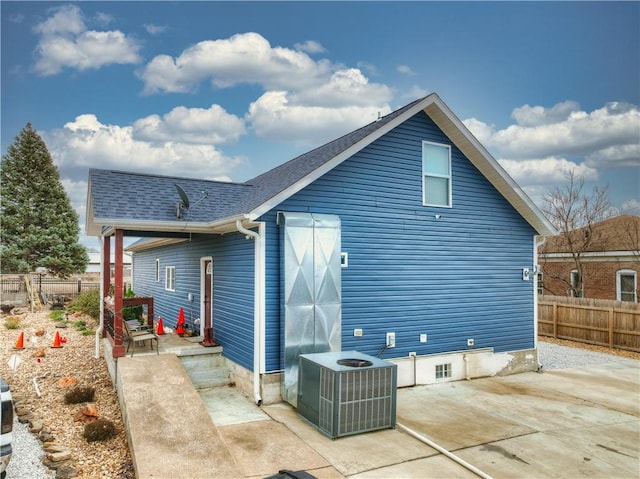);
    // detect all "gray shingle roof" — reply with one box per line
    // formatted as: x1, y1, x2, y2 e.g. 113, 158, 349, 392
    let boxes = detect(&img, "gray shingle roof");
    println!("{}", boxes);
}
88, 169, 252, 224
87, 96, 424, 235
86, 94, 555, 237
